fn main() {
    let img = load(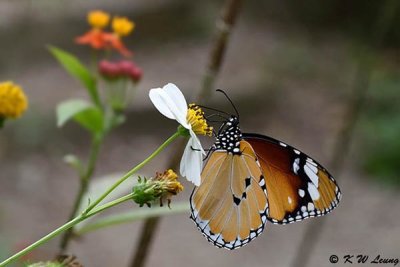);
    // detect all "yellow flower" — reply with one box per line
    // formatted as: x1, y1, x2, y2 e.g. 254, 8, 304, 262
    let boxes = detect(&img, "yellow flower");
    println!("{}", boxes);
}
112, 16, 135, 36
88, 10, 110, 29
187, 104, 213, 136
156, 169, 184, 195
0, 81, 28, 119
